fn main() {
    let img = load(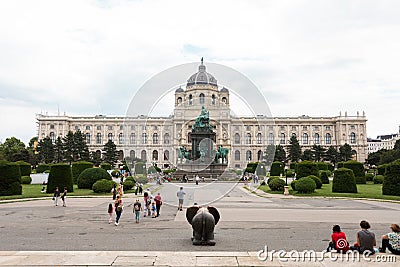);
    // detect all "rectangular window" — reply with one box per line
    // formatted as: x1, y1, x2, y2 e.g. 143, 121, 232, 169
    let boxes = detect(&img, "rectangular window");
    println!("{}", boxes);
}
86, 125, 91, 130
130, 125, 135, 130
303, 126, 308, 131
325, 126, 331, 131
108, 125, 113, 130
313, 126, 319, 131
97, 126, 102, 130
291, 126, 297, 131
74, 126, 79, 130
120, 125, 124, 130
50, 124, 55, 129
